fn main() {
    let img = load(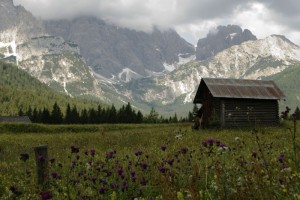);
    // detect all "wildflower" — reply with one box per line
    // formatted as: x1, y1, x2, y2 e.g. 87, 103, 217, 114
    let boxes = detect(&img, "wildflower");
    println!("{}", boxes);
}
51, 172, 60, 179
90, 149, 95, 157
167, 159, 174, 166
71, 146, 80, 154
117, 167, 124, 176
100, 178, 108, 184
160, 146, 167, 151
20, 153, 29, 162
141, 162, 148, 170
40, 191, 52, 200
130, 170, 136, 177
278, 153, 284, 163
38, 155, 45, 162
106, 151, 115, 159
135, 150, 143, 156
202, 141, 208, 147
76, 155, 80, 160
175, 134, 183, 139
159, 166, 167, 173
207, 139, 214, 146
180, 147, 188, 154
91, 177, 97, 183
111, 182, 119, 190
122, 185, 128, 192
99, 186, 108, 194
215, 140, 221, 147
252, 152, 257, 158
